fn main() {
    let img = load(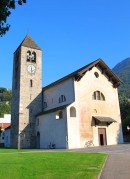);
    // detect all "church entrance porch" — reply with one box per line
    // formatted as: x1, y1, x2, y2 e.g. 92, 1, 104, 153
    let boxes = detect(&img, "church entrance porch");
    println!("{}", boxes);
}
92, 116, 117, 146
